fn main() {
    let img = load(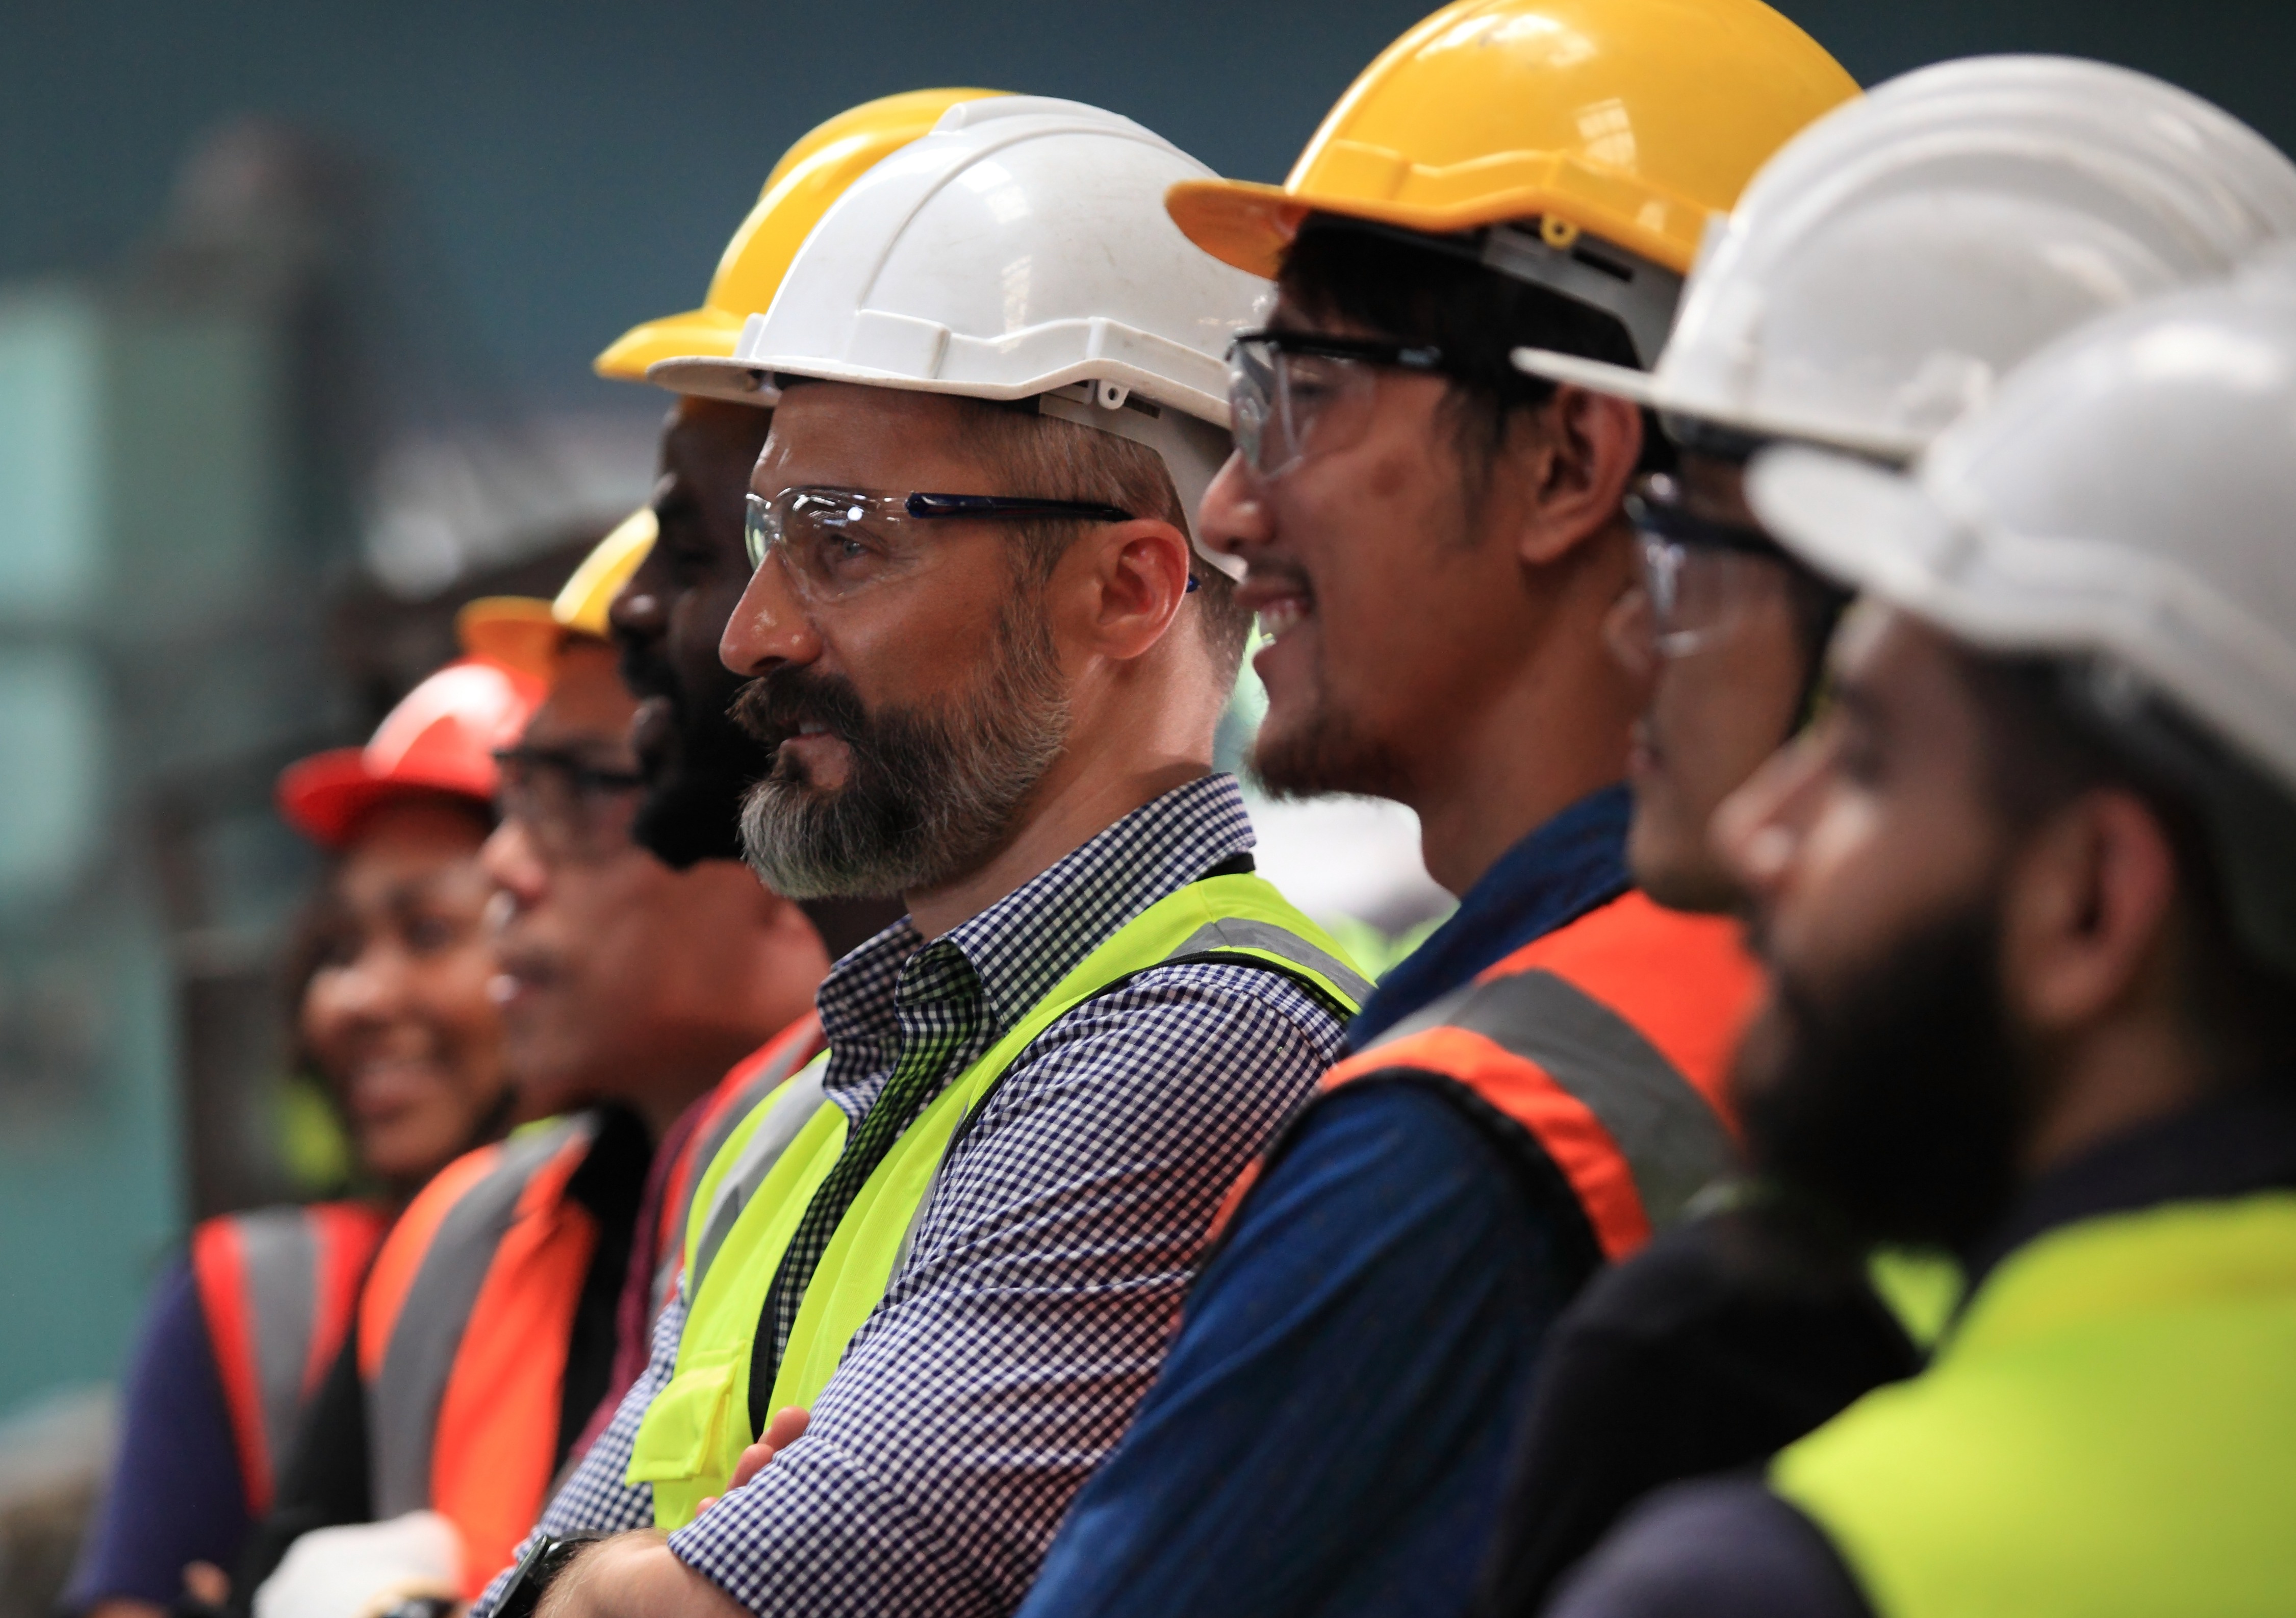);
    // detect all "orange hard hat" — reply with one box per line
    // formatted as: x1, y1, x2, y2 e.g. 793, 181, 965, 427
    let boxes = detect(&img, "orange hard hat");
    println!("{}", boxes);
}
277, 657, 547, 847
